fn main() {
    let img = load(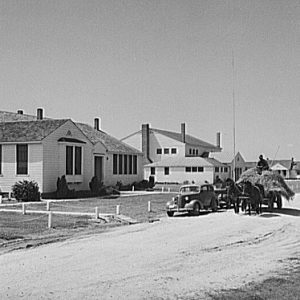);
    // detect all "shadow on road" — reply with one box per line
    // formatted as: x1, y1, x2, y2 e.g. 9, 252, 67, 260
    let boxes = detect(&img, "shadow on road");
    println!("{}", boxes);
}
261, 207, 300, 217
